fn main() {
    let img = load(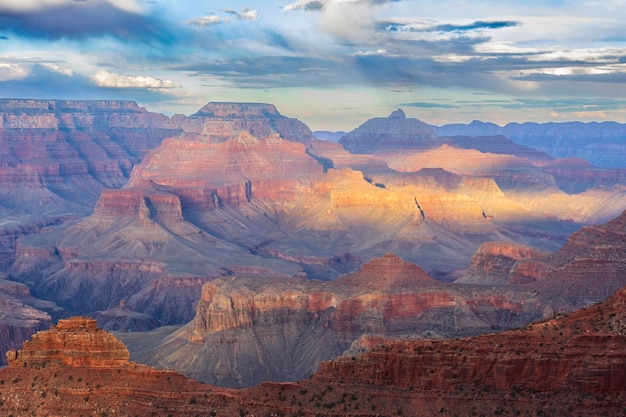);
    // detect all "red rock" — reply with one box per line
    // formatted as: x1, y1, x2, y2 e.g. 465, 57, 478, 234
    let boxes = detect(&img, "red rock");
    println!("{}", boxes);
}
130, 254, 550, 387
4, 291, 626, 416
